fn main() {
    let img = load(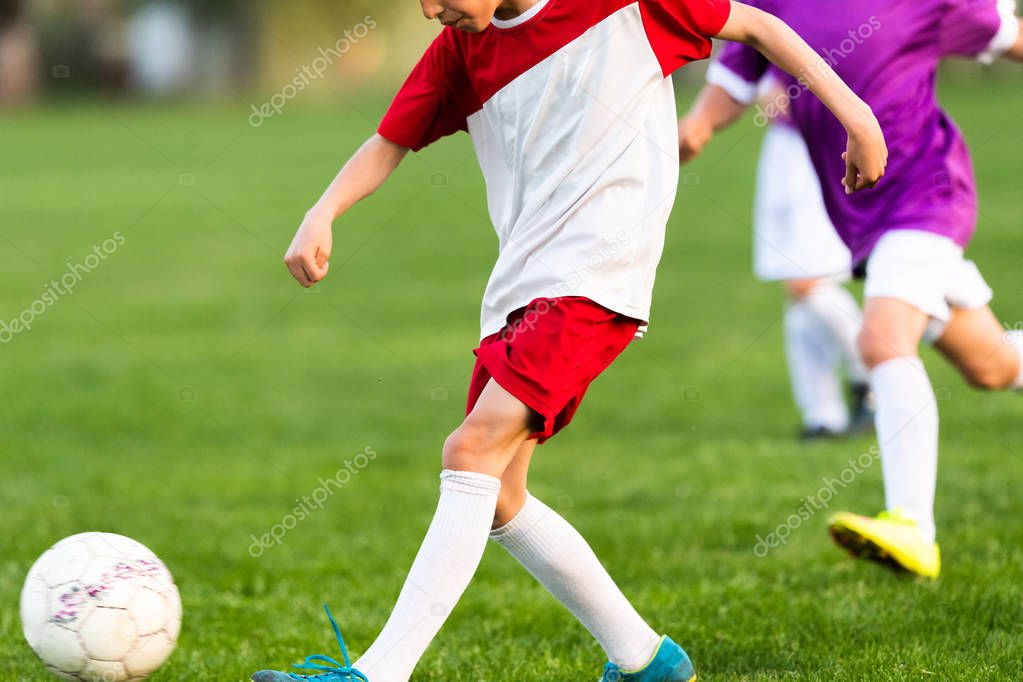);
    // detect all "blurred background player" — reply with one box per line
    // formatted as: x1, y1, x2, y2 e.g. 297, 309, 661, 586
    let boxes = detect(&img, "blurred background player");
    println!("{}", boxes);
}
679, 0, 1023, 579
685, 75, 872, 440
